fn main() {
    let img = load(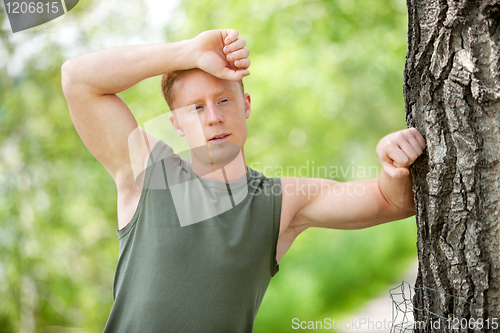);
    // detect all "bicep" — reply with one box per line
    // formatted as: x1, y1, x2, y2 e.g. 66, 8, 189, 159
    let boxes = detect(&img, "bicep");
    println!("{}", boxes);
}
284, 177, 405, 230
63, 81, 158, 188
